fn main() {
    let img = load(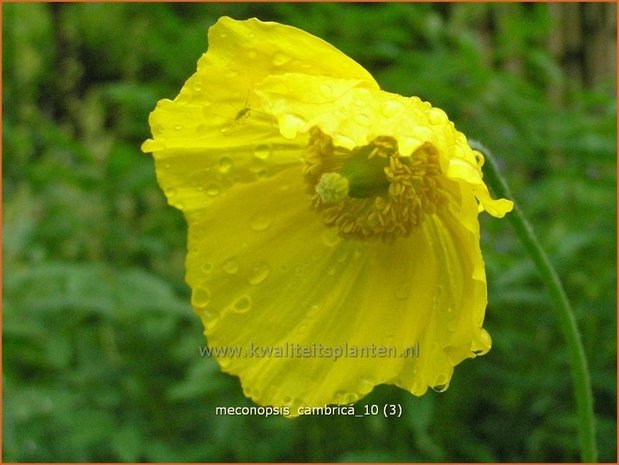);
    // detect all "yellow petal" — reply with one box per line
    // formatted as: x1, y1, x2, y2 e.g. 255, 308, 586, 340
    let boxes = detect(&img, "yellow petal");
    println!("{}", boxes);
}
143, 17, 378, 154
258, 74, 446, 155
447, 149, 514, 218
187, 162, 492, 413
